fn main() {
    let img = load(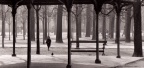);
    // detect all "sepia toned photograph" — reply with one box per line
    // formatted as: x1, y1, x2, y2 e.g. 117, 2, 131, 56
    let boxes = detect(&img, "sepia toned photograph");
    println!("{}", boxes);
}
0, 0, 143, 68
